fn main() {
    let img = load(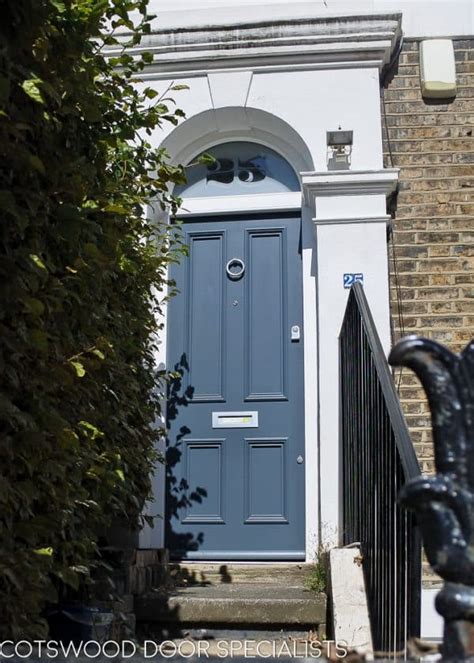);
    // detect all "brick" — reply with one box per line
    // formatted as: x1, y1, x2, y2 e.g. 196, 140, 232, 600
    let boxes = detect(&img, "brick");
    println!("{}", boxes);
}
417, 232, 461, 243
388, 139, 474, 153
391, 274, 427, 288
392, 230, 418, 242
402, 401, 426, 415
417, 288, 460, 300
429, 245, 451, 257
392, 218, 427, 230
387, 153, 454, 166
396, 259, 419, 272
454, 274, 474, 284
418, 316, 464, 328
385, 41, 474, 472
430, 301, 454, 313
451, 245, 474, 257
417, 258, 461, 272
428, 274, 456, 286
398, 301, 430, 314
453, 152, 474, 164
